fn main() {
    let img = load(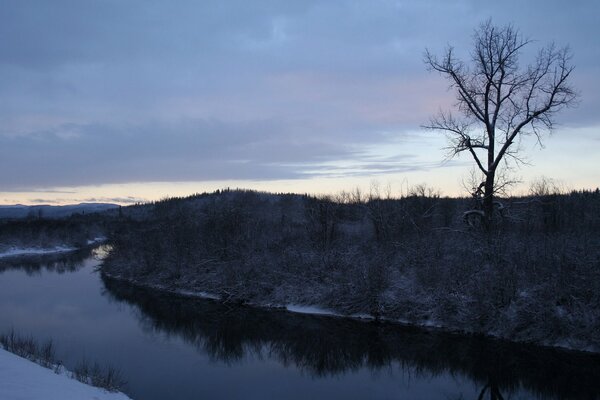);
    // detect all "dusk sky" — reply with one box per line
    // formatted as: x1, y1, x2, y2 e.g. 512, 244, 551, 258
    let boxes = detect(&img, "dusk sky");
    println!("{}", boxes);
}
1, 0, 598, 205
